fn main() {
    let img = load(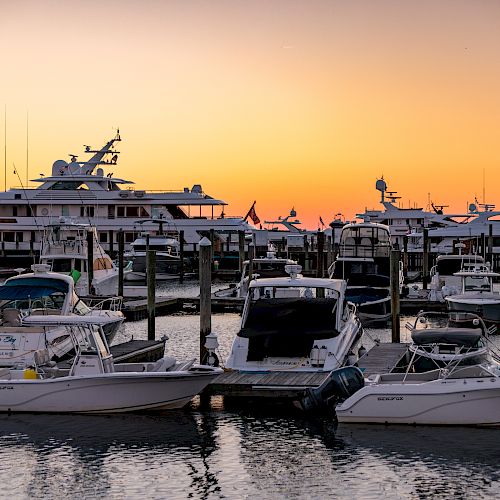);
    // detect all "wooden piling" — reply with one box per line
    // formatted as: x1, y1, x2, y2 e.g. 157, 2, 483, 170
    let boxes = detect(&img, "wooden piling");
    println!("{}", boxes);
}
118, 229, 124, 297
199, 236, 212, 364
402, 235, 408, 279
422, 228, 429, 290
87, 230, 94, 295
390, 249, 401, 343
488, 224, 493, 269
480, 232, 486, 260
248, 243, 255, 283
108, 230, 114, 256
316, 231, 325, 278
179, 230, 185, 283
238, 231, 245, 273
147, 249, 156, 341
303, 235, 310, 272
